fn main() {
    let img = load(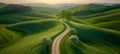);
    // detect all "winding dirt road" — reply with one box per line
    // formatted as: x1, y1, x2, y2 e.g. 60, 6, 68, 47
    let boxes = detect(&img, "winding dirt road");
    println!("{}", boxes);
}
51, 21, 70, 54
